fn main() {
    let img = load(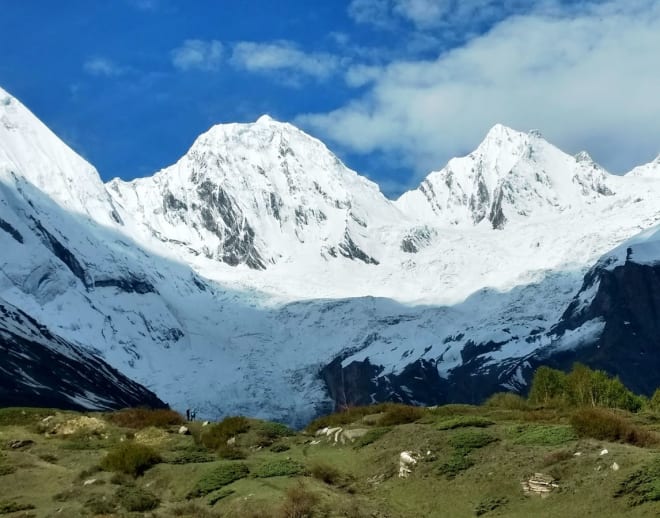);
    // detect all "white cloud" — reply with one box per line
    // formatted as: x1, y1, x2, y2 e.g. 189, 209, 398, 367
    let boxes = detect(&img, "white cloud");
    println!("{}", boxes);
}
230, 41, 341, 82
301, 0, 660, 183
83, 58, 127, 77
171, 40, 223, 71
392, 0, 451, 28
